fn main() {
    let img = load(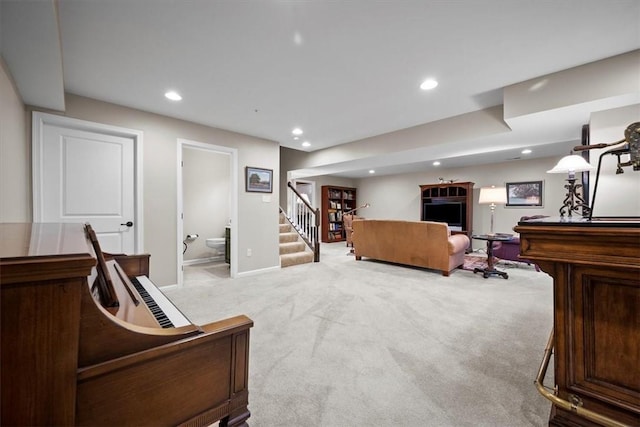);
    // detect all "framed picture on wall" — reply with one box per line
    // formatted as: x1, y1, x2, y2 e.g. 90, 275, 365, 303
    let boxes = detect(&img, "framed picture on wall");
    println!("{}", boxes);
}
245, 166, 273, 193
506, 180, 543, 207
